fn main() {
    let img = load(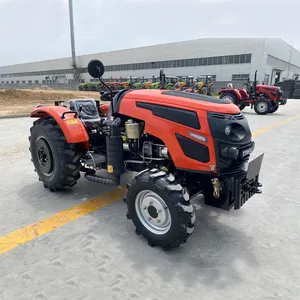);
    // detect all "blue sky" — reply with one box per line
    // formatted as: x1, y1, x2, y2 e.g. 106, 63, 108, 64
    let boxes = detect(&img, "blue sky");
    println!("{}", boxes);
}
0, 0, 299, 66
